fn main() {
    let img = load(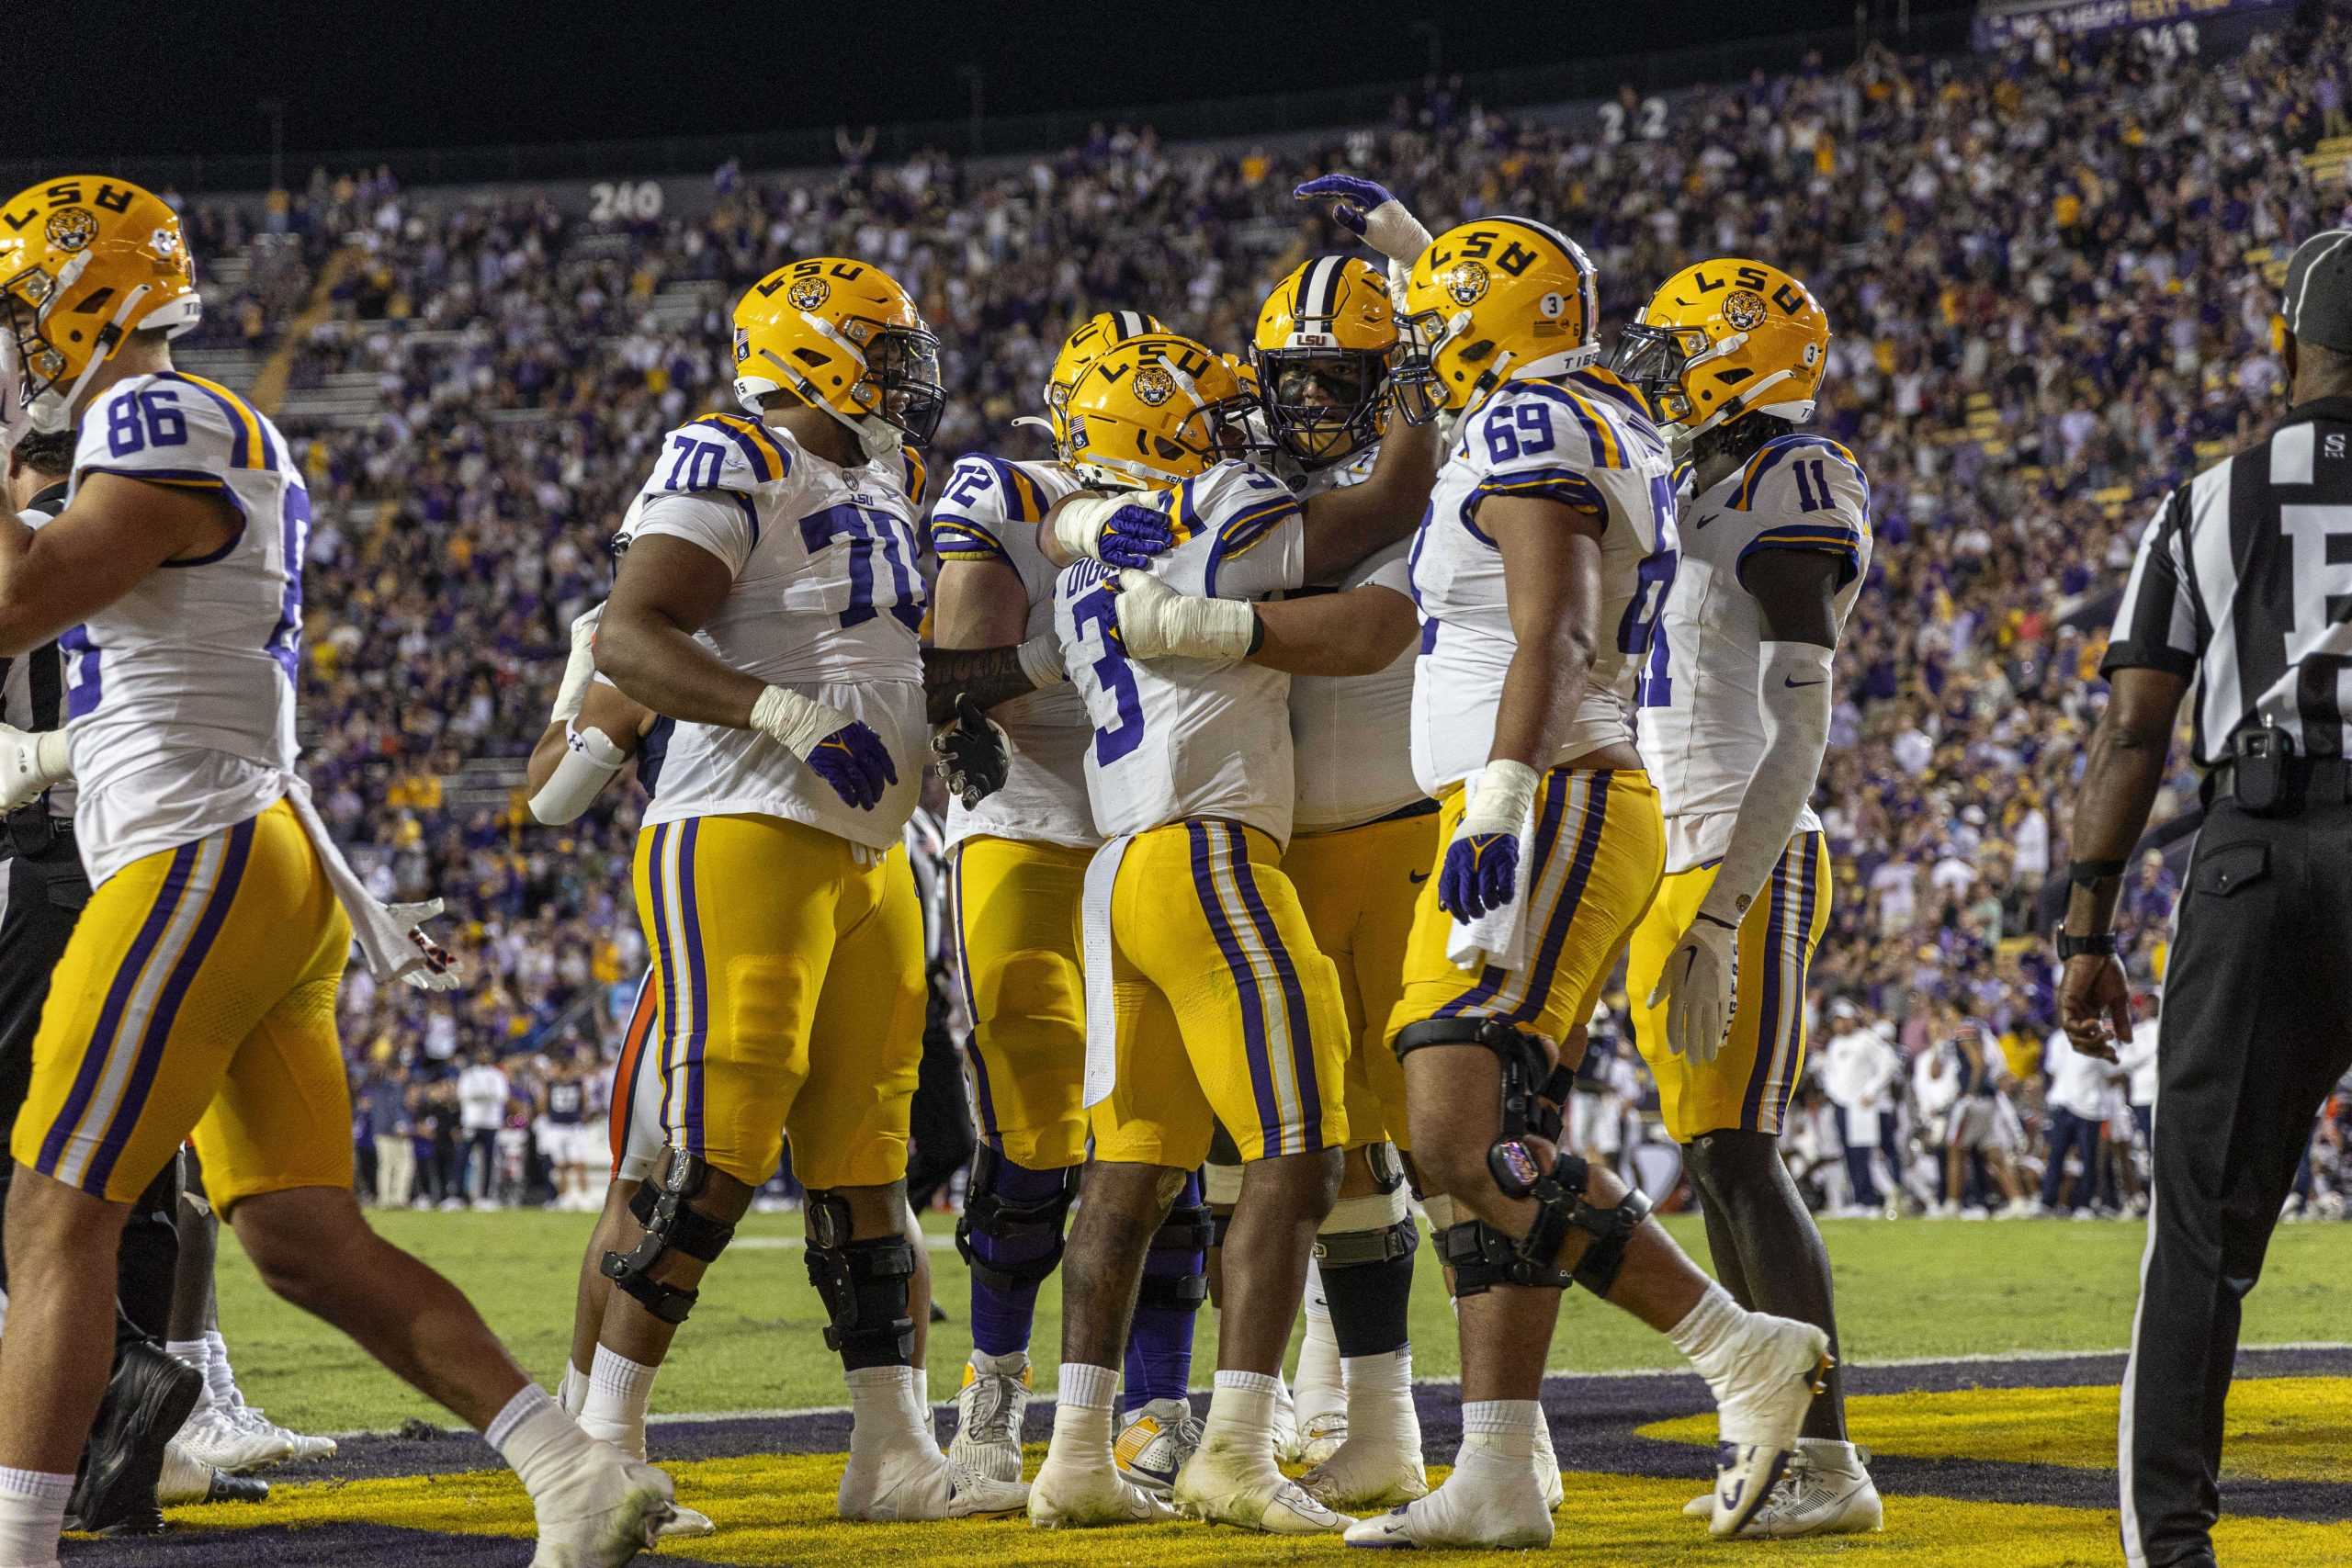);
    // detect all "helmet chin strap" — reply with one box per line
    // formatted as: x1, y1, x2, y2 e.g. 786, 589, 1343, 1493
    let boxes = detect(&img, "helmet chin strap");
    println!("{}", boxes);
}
40, 282, 153, 432
759, 343, 901, 463
1681, 366, 1799, 444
